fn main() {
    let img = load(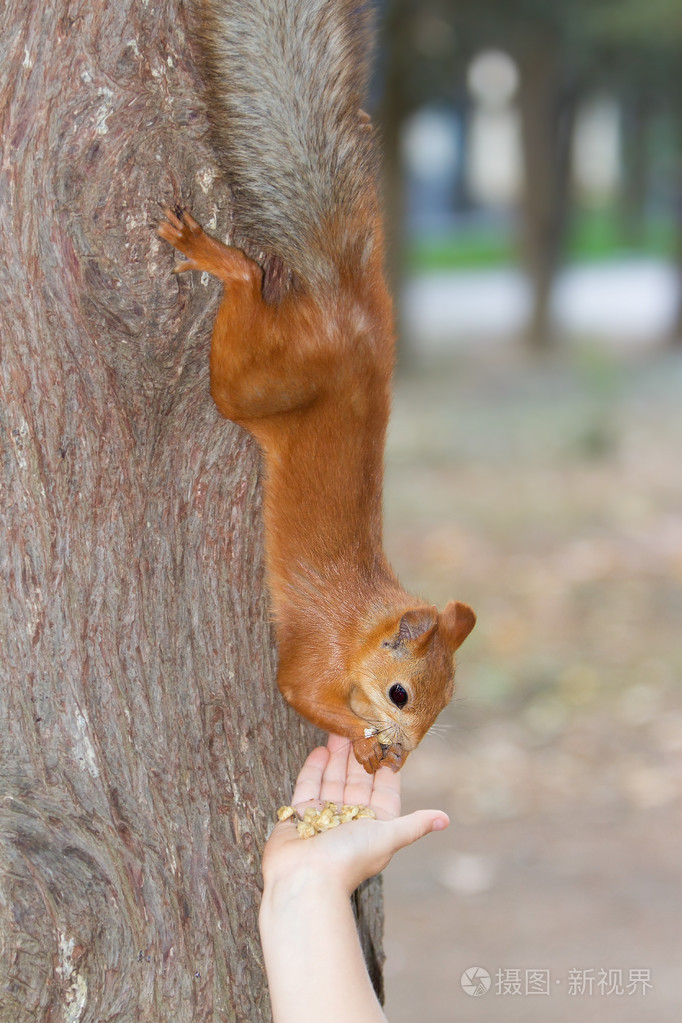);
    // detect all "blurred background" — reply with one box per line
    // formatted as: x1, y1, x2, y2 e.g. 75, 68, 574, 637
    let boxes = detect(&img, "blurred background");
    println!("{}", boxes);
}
374, 2, 682, 1020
